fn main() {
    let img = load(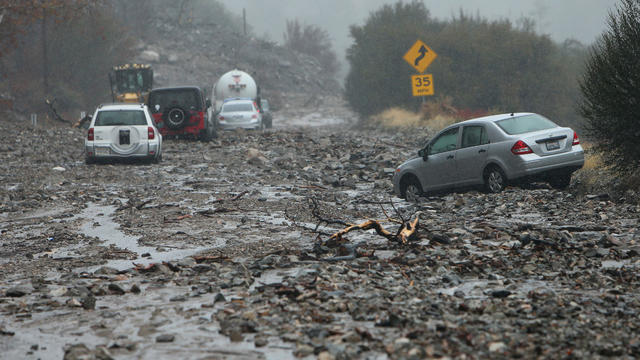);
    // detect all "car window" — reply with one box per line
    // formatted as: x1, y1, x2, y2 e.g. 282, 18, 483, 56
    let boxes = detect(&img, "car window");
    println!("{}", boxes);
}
428, 127, 459, 155
461, 126, 488, 148
496, 114, 557, 135
94, 110, 147, 126
148, 89, 202, 113
222, 103, 254, 112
